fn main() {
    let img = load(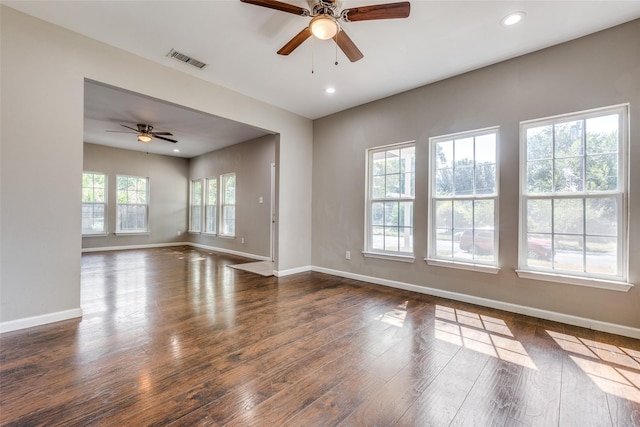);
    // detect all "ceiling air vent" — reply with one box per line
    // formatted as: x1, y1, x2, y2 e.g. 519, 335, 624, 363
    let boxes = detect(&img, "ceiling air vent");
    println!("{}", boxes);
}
167, 49, 207, 70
